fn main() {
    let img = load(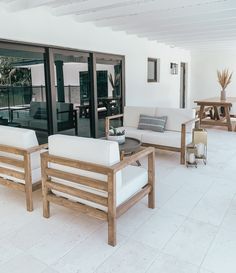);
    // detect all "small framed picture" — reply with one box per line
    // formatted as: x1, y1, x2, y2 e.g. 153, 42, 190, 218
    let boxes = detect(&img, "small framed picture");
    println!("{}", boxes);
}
170, 63, 178, 75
